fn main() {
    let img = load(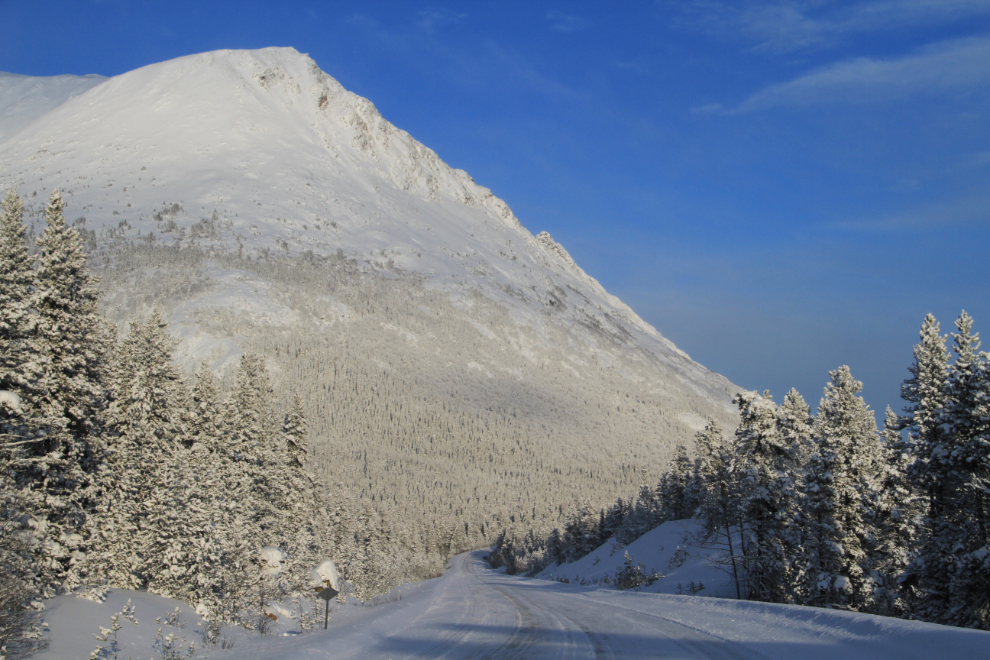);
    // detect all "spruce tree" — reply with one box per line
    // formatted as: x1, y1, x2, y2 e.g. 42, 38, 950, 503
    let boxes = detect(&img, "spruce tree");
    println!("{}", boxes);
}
223, 354, 290, 568
0, 189, 34, 396
94, 311, 190, 590
938, 312, 990, 627
869, 406, 921, 615
280, 394, 326, 589
21, 190, 108, 594
777, 388, 813, 471
695, 418, 744, 599
940, 312, 988, 546
800, 367, 880, 610
733, 390, 796, 603
659, 445, 693, 521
